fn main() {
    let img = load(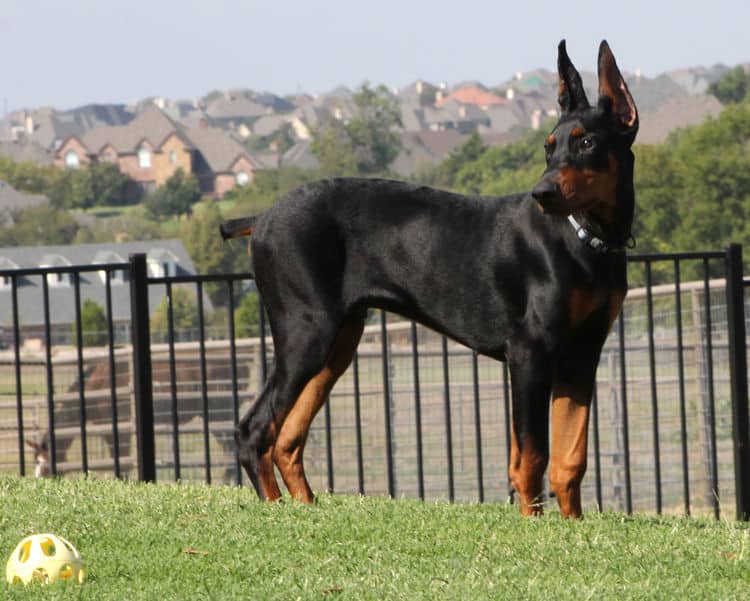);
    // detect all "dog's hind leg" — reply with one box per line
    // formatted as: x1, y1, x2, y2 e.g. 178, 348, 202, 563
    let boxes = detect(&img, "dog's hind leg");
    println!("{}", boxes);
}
236, 365, 284, 500
236, 312, 363, 501
273, 315, 364, 502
